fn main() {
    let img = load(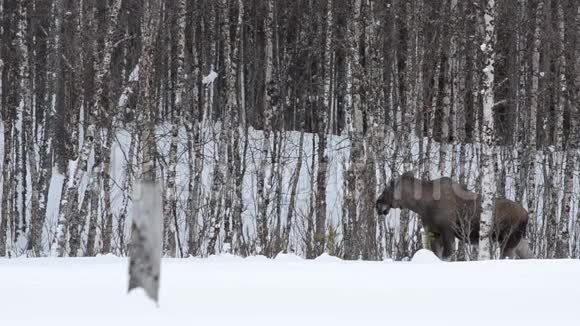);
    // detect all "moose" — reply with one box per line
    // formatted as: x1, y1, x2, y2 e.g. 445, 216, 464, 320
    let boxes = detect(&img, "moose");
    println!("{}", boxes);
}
375, 171, 533, 261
